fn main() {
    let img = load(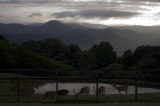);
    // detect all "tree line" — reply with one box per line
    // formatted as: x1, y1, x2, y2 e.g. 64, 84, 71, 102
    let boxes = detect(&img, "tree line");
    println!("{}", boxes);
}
1, 34, 160, 77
